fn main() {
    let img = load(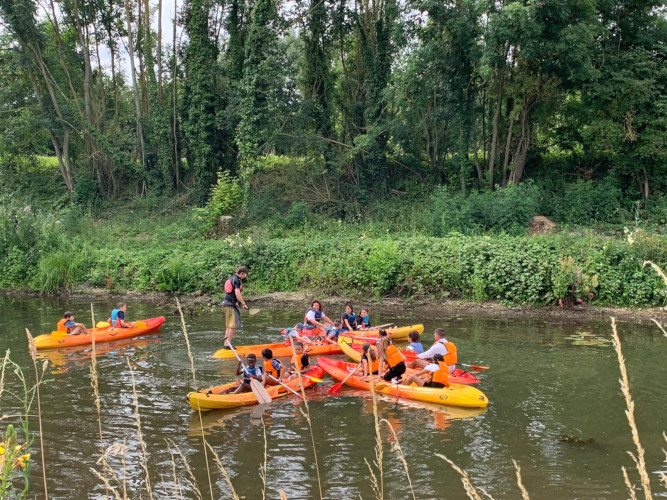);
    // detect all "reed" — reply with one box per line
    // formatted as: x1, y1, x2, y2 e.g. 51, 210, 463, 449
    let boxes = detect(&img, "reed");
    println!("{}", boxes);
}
89, 304, 104, 455
175, 298, 214, 498
436, 453, 482, 500
649, 318, 667, 338
611, 318, 653, 500
260, 416, 268, 500
512, 460, 530, 500
370, 384, 384, 500
0, 349, 8, 400
661, 432, 667, 488
169, 449, 185, 499
25, 328, 48, 499
168, 439, 203, 500
90, 468, 123, 500
622, 466, 638, 500
643, 260, 667, 288
126, 358, 153, 497
205, 441, 240, 500
96, 442, 129, 499
380, 418, 415, 500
